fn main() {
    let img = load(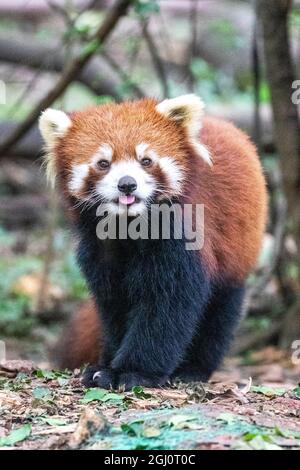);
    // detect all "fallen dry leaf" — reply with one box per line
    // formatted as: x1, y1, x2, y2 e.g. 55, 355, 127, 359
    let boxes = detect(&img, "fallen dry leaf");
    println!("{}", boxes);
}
0, 391, 25, 409
205, 382, 249, 404
39, 435, 68, 450
240, 377, 252, 395
32, 424, 76, 437
0, 360, 35, 377
68, 408, 107, 448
